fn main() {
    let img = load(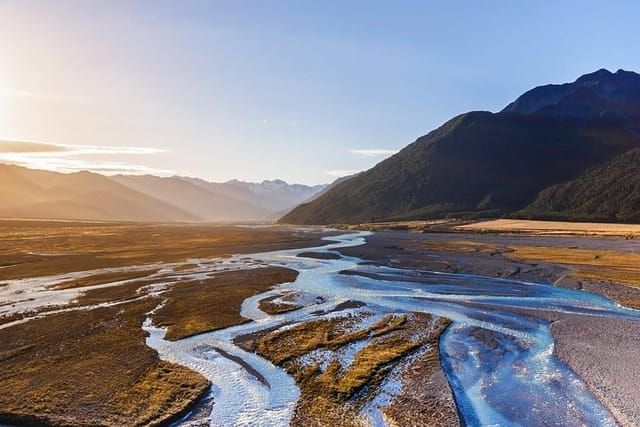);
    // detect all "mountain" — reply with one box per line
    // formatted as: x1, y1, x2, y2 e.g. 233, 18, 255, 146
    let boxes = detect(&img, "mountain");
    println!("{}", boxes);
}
180, 177, 326, 218
503, 69, 640, 129
111, 175, 272, 221
216, 179, 325, 214
281, 69, 640, 225
304, 174, 359, 203
516, 147, 640, 222
0, 163, 326, 222
0, 164, 197, 221
271, 175, 357, 219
